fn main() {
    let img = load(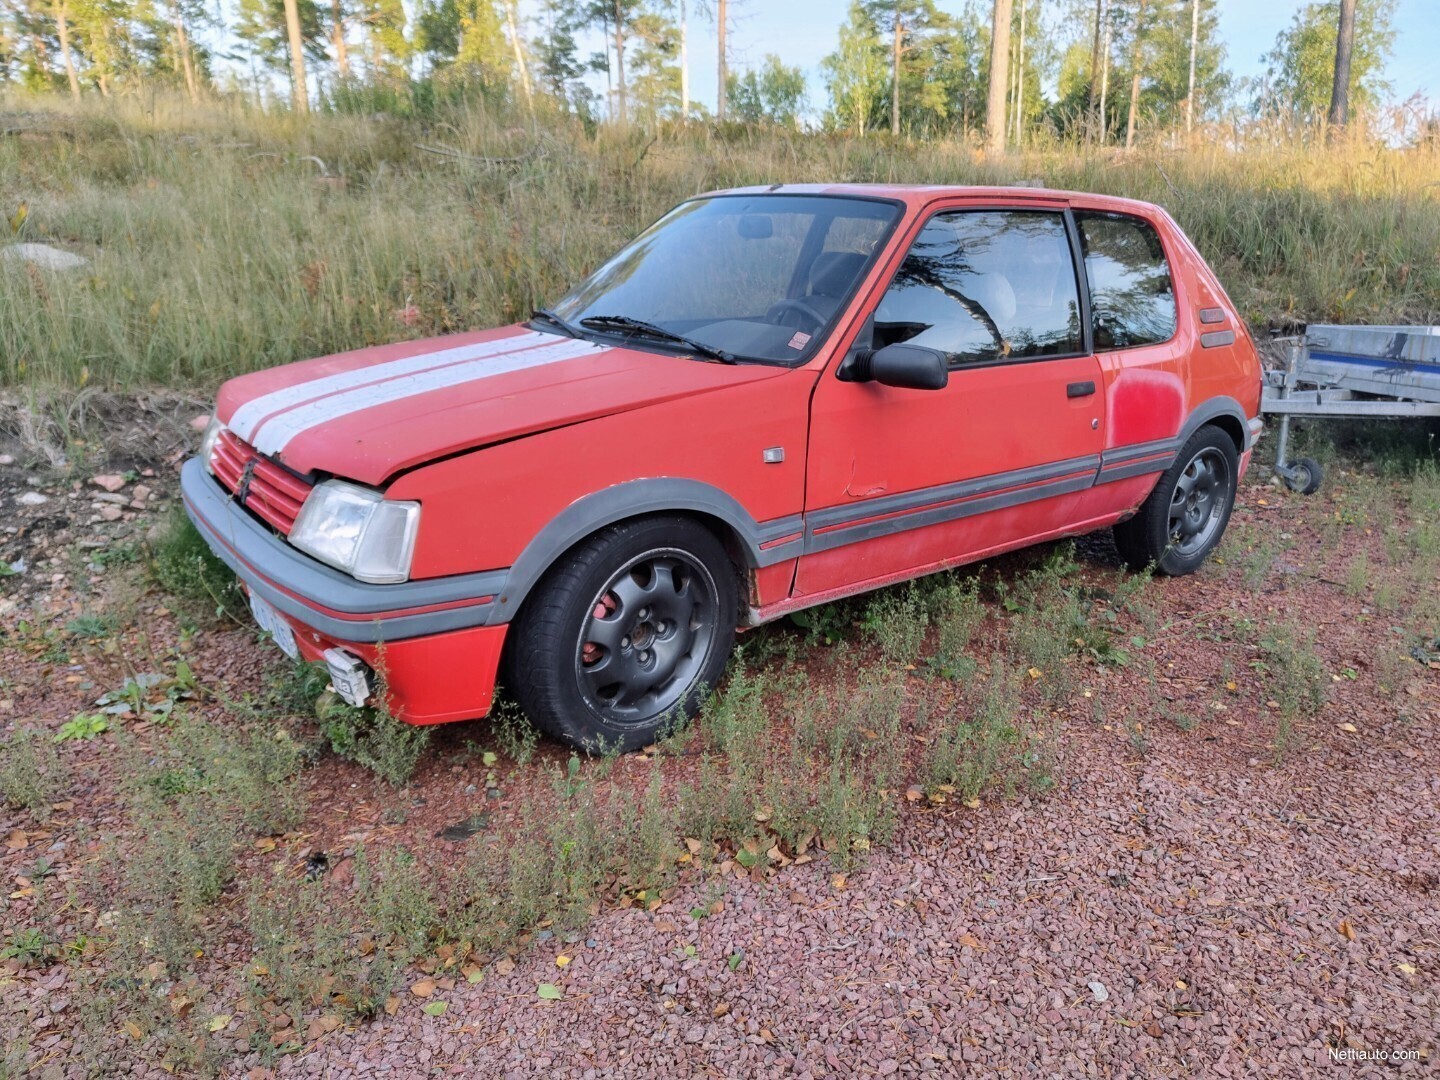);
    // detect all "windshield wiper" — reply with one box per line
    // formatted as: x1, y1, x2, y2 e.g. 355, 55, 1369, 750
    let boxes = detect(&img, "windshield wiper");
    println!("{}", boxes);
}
530, 308, 581, 338
579, 315, 736, 364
